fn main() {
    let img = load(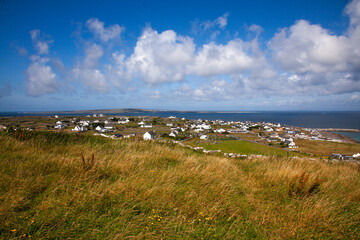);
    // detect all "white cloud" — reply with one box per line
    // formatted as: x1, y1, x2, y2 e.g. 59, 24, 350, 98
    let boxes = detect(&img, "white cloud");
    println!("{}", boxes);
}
73, 43, 109, 93
83, 43, 103, 68
215, 13, 229, 28
174, 79, 243, 101
29, 29, 53, 55
126, 27, 195, 84
106, 52, 131, 90
26, 57, 60, 96
268, 20, 350, 74
86, 18, 124, 42
74, 68, 108, 93
345, 0, 360, 27
200, 13, 229, 30
188, 39, 255, 76
351, 94, 360, 100
266, 1, 360, 96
